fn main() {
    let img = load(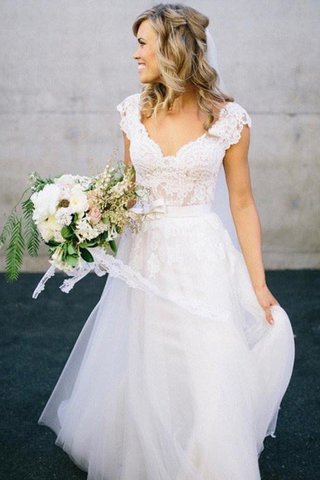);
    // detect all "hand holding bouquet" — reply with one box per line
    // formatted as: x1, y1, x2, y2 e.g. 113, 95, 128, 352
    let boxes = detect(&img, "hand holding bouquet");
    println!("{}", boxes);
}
0, 157, 146, 296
